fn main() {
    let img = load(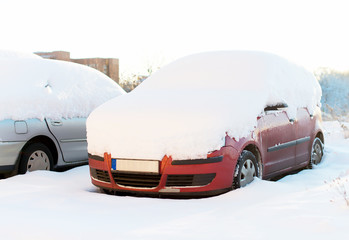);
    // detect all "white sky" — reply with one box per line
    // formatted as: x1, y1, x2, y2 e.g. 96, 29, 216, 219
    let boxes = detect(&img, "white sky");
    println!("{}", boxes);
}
1, 0, 349, 75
